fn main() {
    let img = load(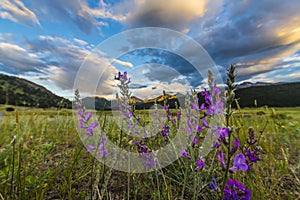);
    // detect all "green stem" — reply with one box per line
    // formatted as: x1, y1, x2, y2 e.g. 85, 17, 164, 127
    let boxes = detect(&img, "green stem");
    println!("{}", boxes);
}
10, 141, 15, 200
221, 99, 232, 198
181, 163, 188, 199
